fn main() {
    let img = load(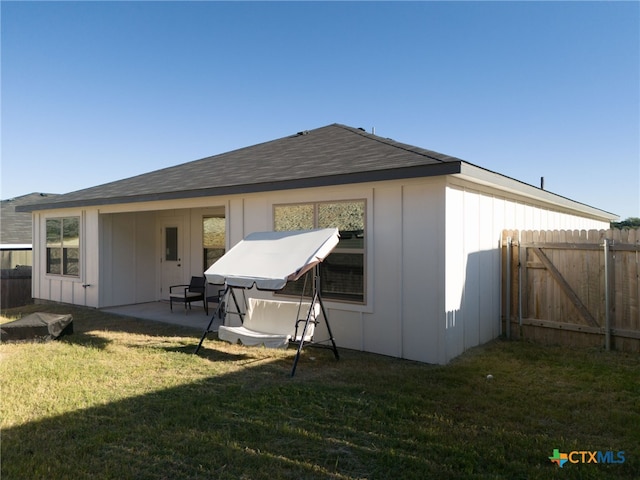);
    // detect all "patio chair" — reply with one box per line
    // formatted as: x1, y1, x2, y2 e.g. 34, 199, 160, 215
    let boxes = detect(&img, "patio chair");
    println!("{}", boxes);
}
169, 276, 208, 314
206, 284, 226, 307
